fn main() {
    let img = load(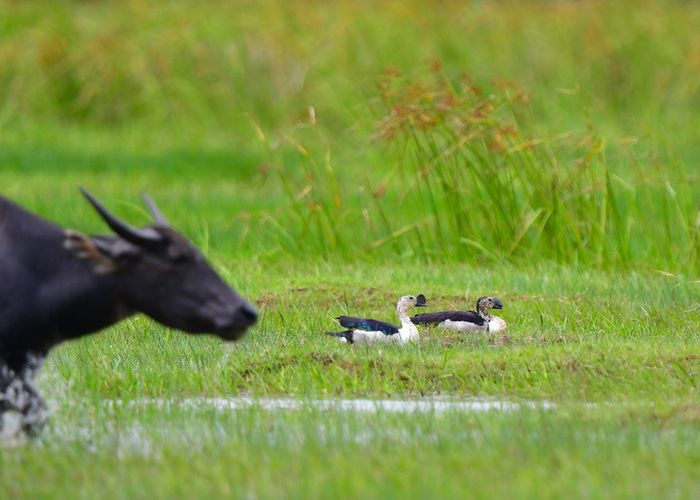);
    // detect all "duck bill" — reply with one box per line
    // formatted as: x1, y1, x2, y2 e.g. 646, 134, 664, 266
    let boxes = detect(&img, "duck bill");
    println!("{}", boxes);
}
493, 298, 504, 309
416, 294, 428, 307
